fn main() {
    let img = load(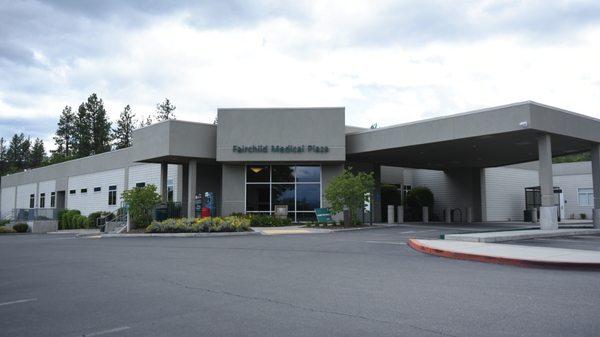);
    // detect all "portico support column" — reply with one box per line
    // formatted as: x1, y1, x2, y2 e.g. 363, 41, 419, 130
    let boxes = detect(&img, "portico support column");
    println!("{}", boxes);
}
160, 163, 168, 202
591, 143, 600, 227
537, 134, 558, 230
187, 160, 197, 218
